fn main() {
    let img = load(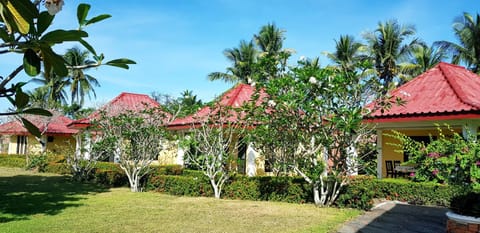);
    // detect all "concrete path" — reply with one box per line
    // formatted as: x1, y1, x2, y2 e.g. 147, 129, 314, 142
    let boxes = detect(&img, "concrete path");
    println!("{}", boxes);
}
337, 201, 448, 233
